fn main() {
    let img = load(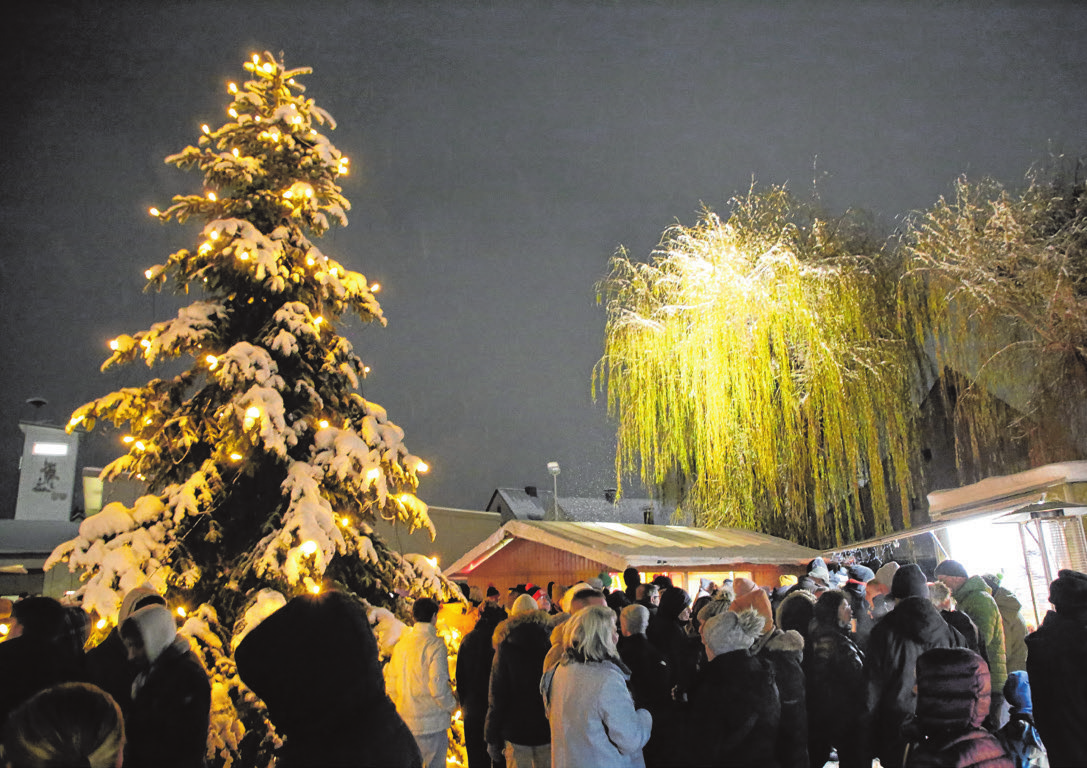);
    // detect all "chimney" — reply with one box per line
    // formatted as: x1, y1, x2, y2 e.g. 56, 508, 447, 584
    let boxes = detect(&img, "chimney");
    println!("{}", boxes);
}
524, 486, 538, 497
604, 489, 617, 503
